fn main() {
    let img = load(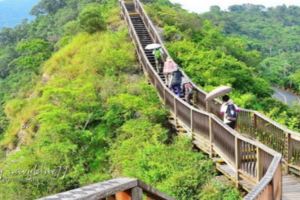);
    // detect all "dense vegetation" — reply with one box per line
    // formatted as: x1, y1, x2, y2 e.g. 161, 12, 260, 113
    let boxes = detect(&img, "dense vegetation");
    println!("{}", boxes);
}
202, 4, 300, 94
0, 0, 240, 199
143, 0, 300, 131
